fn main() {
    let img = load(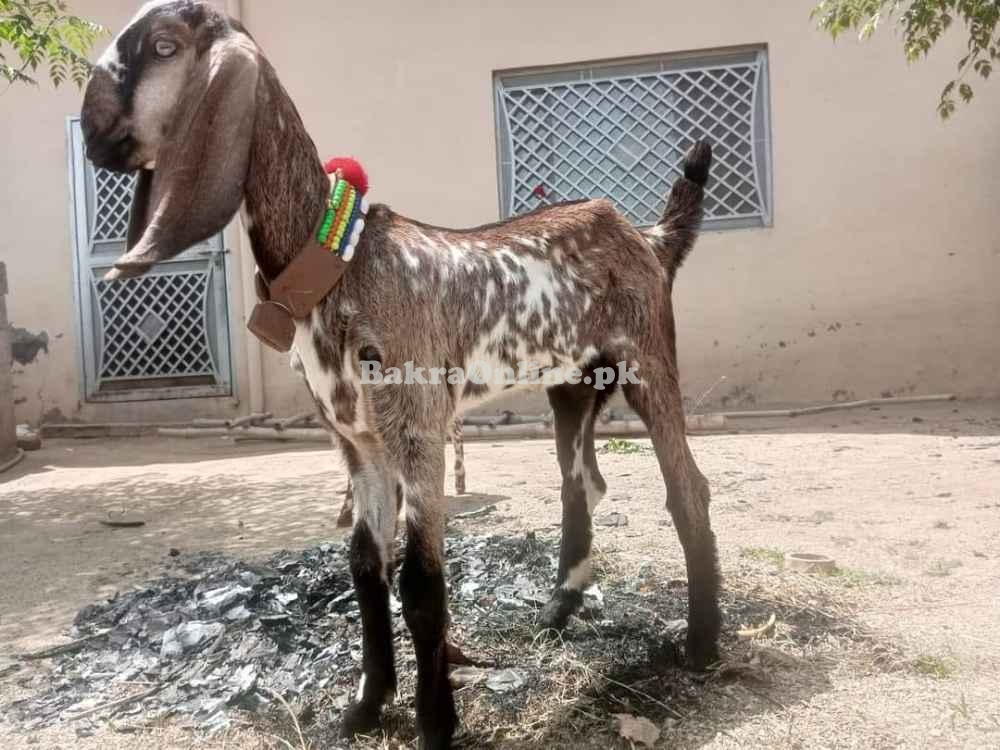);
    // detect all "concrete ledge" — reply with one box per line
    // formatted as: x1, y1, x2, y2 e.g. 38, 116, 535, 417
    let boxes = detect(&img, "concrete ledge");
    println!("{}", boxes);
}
40, 422, 198, 439
0, 448, 25, 474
